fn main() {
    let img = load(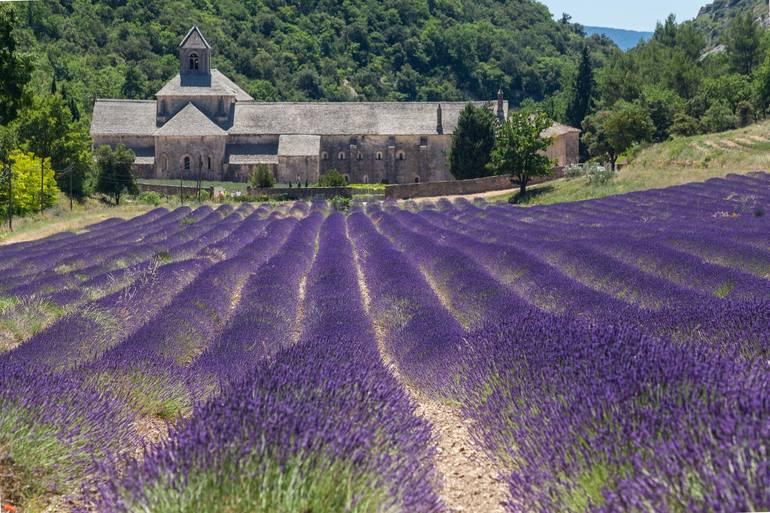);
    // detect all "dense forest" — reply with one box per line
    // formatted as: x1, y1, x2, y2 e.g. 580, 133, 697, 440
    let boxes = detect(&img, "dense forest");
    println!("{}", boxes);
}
14, 0, 617, 114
